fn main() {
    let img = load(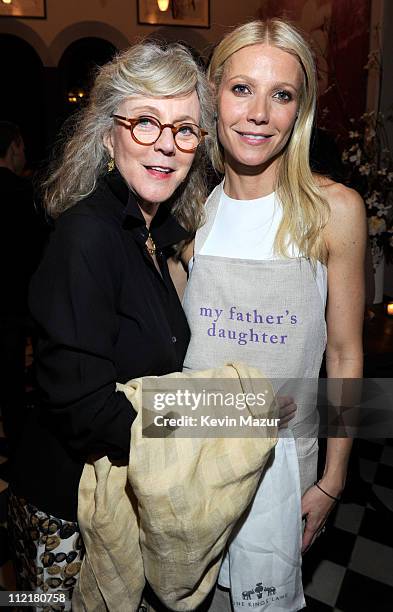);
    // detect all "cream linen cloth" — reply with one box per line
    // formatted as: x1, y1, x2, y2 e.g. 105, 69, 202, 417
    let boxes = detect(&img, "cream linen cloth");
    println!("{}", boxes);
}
73, 362, 278, 612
